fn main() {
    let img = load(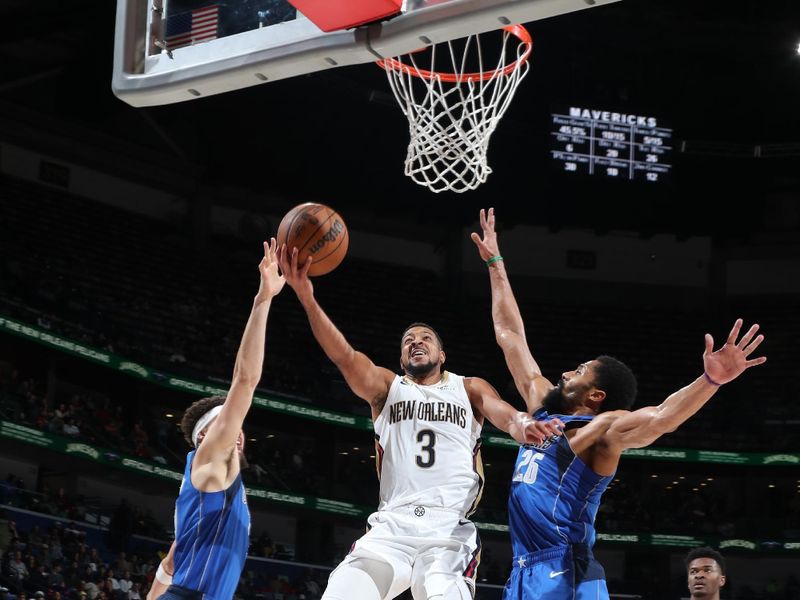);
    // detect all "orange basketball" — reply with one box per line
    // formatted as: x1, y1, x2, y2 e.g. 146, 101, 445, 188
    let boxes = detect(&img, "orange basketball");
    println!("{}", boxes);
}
276, 203, 349, 276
